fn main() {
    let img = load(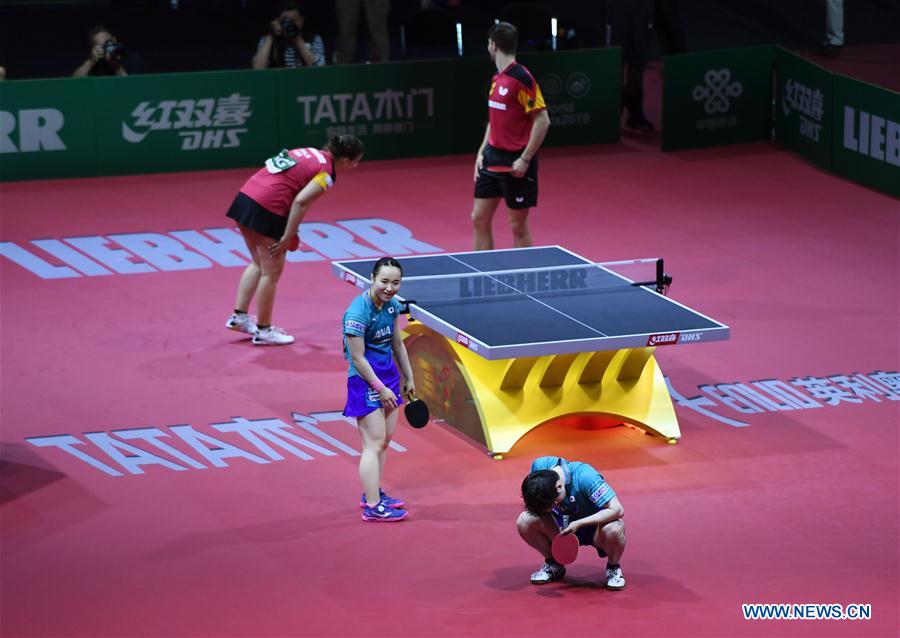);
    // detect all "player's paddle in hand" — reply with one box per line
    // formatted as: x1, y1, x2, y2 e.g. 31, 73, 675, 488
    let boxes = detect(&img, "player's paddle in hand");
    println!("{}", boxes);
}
484, 165, 514, 173
403, 389, 429, 429
288, 234, 300, 251
551, 532, 579, 565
